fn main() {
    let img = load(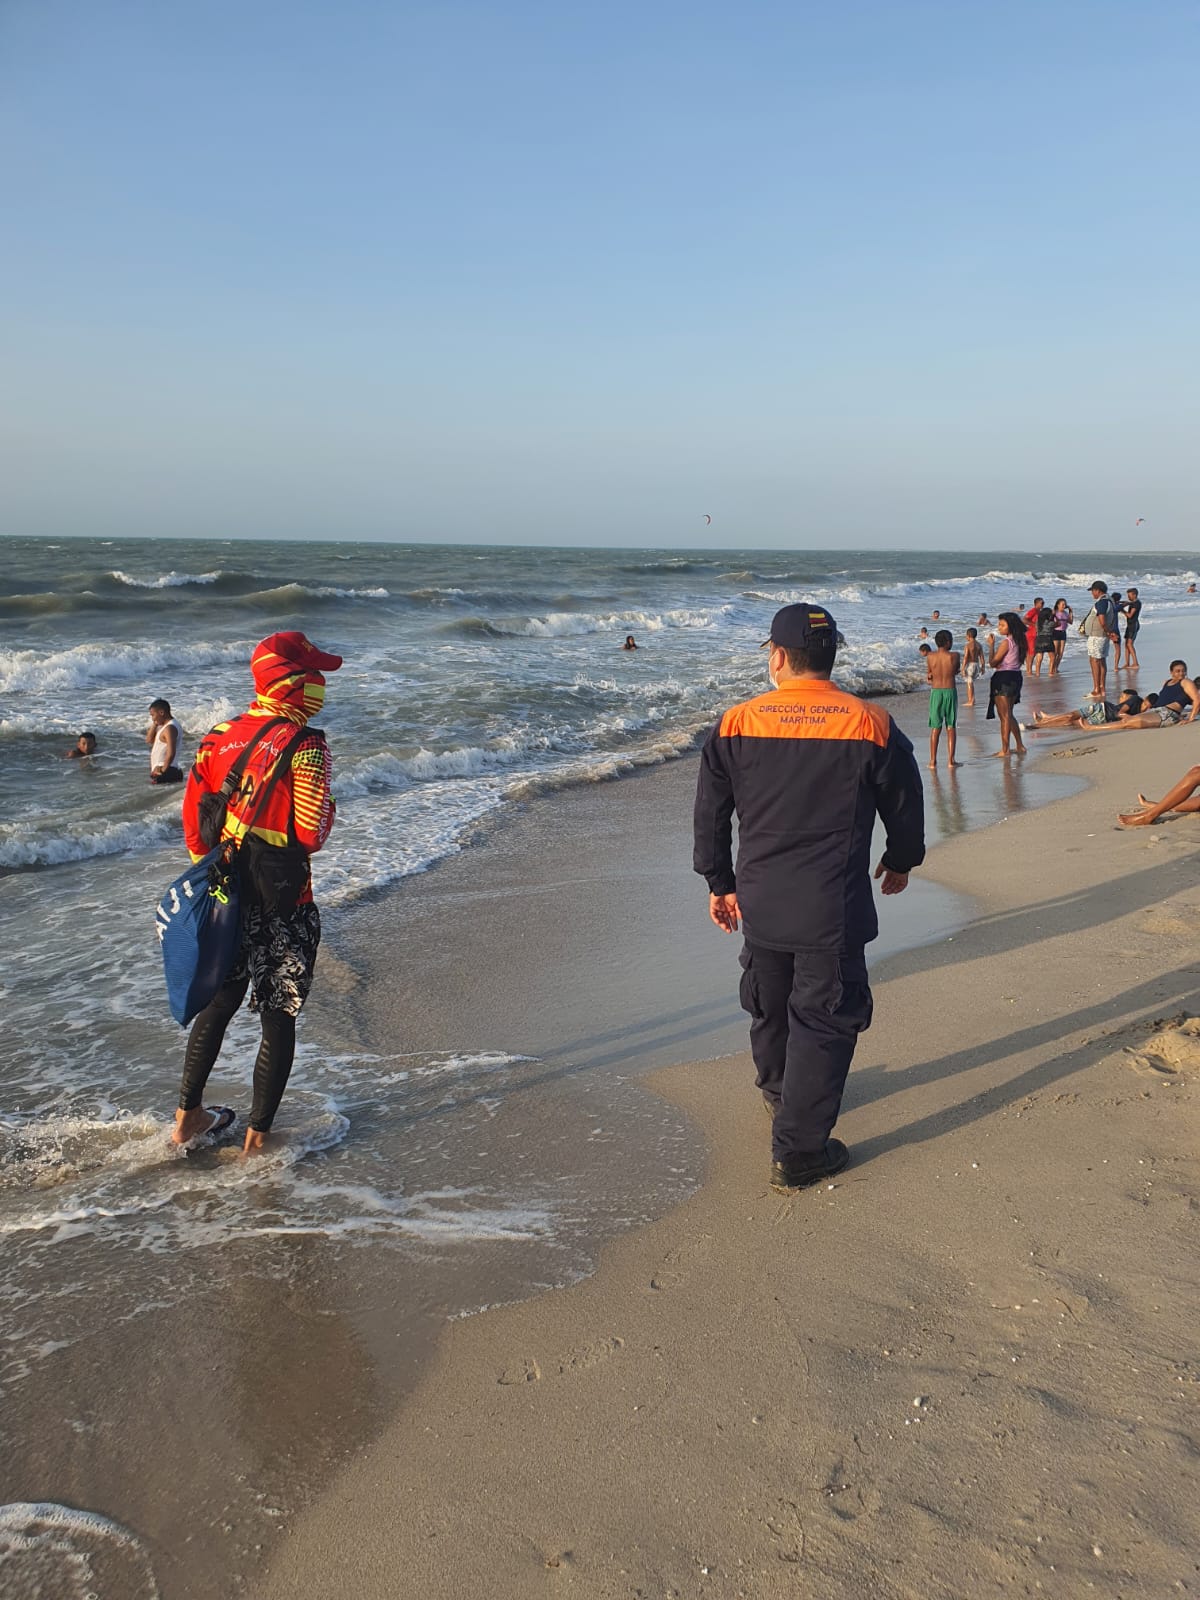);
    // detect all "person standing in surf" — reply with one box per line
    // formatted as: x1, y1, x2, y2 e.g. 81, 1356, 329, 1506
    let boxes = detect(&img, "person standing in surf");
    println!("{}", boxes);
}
986, 613, 1028, 758
170, 632, 340, 1152
146, 699, 184, 784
